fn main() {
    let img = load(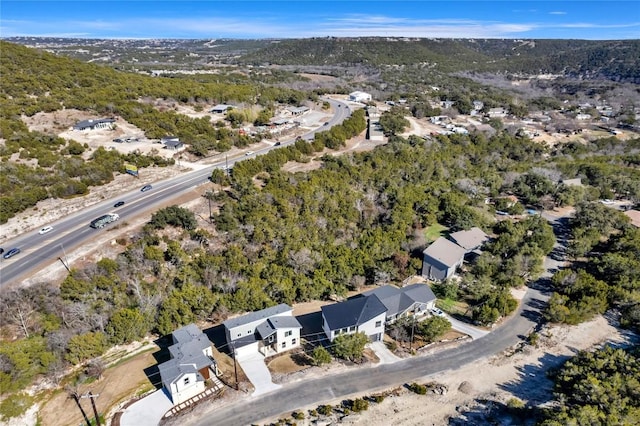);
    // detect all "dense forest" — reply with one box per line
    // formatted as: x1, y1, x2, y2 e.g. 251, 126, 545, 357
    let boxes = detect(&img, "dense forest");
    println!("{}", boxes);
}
0, 39, 639, 424
0, 42, 308, 223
